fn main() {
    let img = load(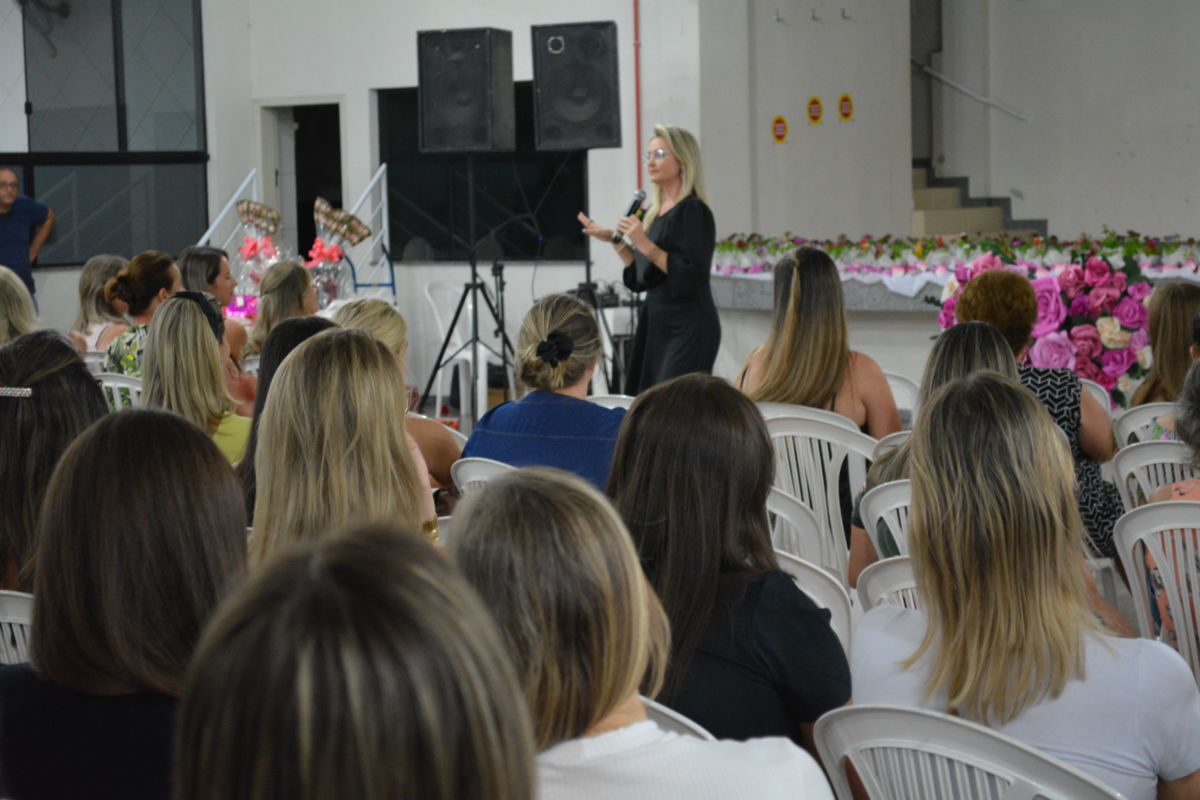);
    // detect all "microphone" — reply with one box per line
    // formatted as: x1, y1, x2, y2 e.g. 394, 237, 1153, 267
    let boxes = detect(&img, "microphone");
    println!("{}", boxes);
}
612, 189, 646, 244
